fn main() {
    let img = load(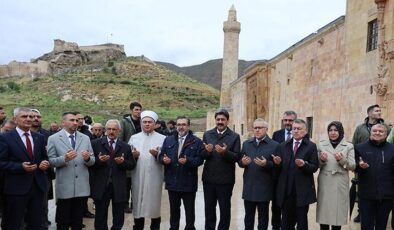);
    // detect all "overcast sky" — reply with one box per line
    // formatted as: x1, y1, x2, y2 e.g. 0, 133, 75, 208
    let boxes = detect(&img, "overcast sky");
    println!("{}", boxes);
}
0, 0, 346, 67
